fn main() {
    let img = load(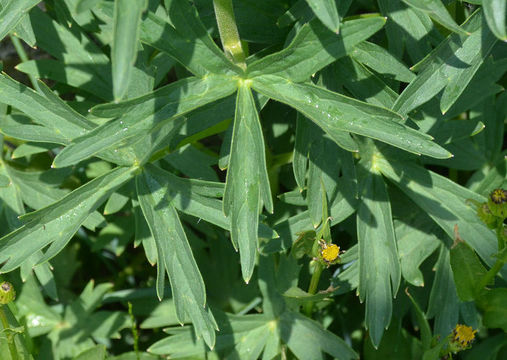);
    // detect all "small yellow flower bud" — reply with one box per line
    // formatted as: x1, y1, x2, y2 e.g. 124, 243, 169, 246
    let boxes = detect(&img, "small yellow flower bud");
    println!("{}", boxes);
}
0, 281, 15, 305
488, 188, 507, 218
